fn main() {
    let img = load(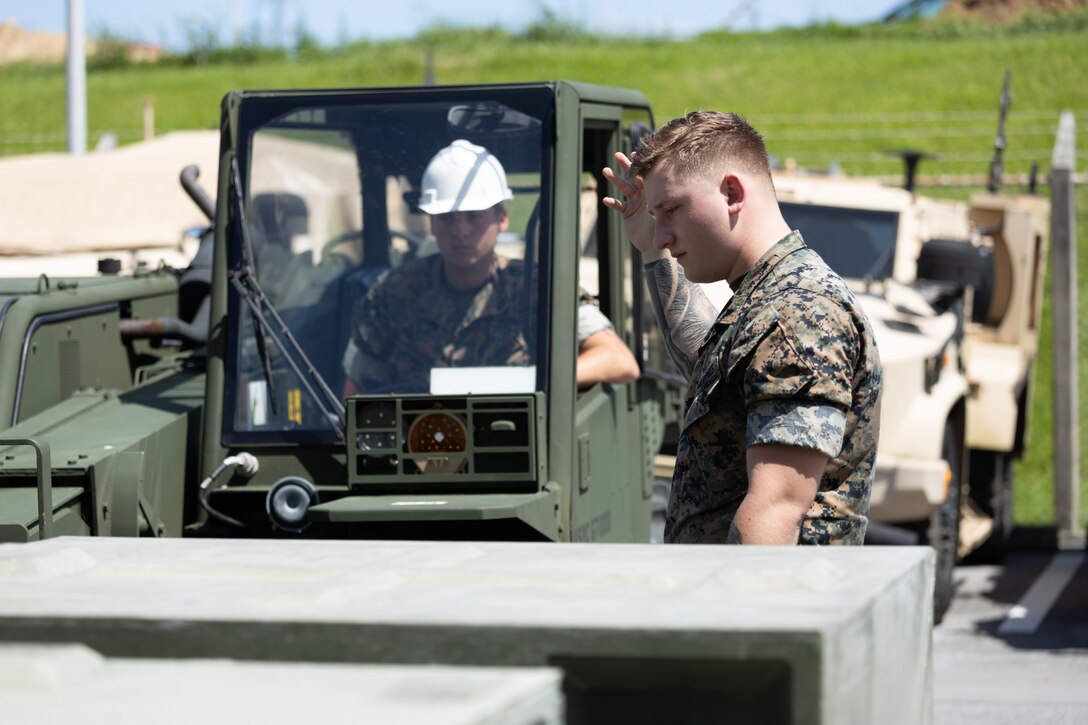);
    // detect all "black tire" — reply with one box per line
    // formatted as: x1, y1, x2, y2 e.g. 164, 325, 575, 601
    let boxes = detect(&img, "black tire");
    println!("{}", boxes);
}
966, 451, 1014, 564
912, 419, 965, 624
